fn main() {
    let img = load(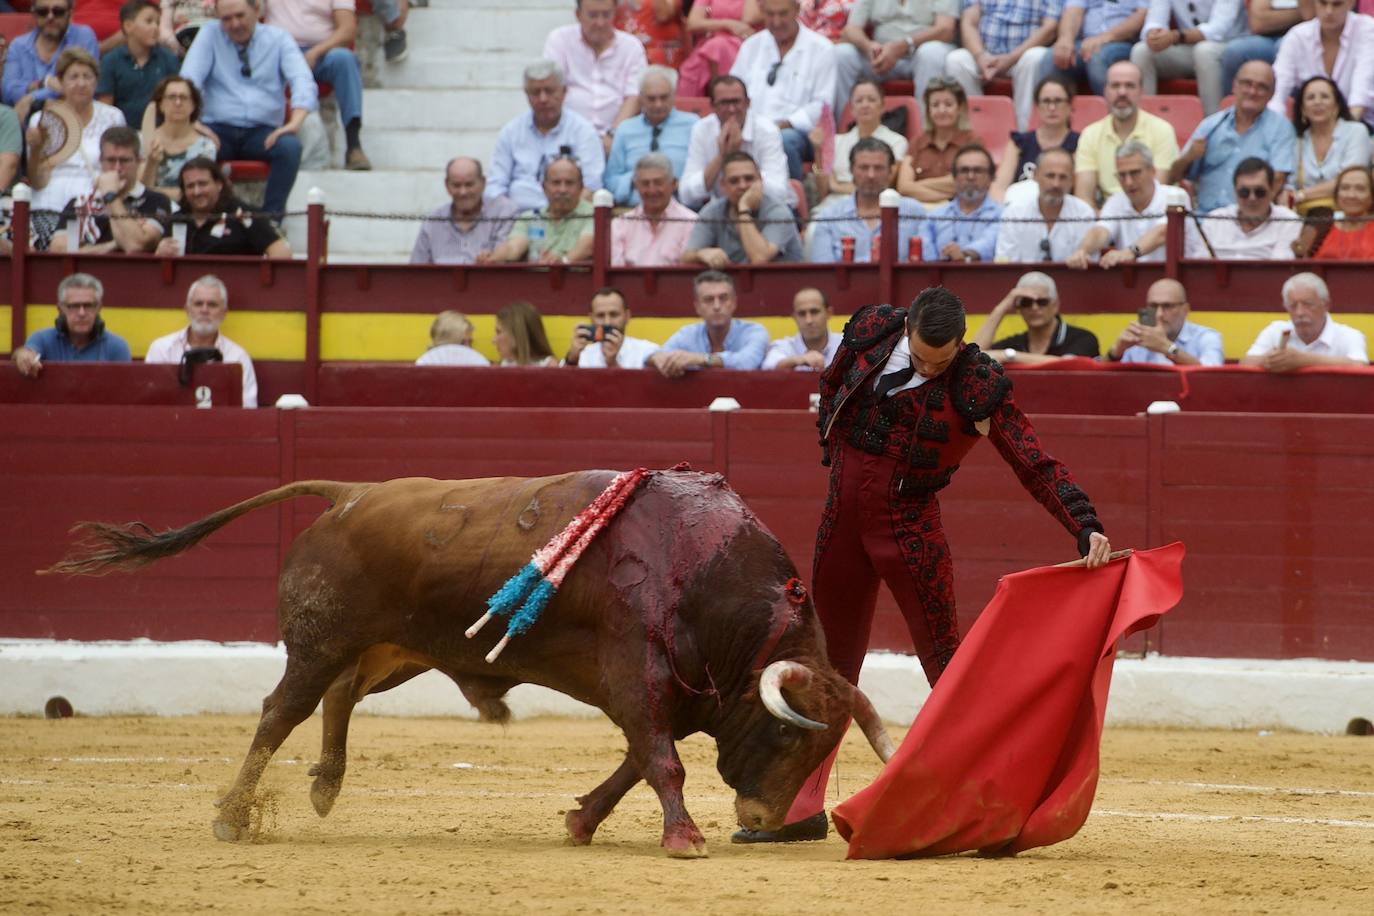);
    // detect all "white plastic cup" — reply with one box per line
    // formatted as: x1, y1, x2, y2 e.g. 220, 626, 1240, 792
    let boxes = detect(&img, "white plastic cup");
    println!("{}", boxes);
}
275, 393, 310, 409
